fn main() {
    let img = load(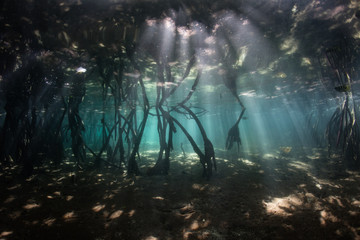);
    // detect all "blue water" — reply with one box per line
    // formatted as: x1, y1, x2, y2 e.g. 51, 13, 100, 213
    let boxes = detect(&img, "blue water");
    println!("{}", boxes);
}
74, 73, 339, 163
